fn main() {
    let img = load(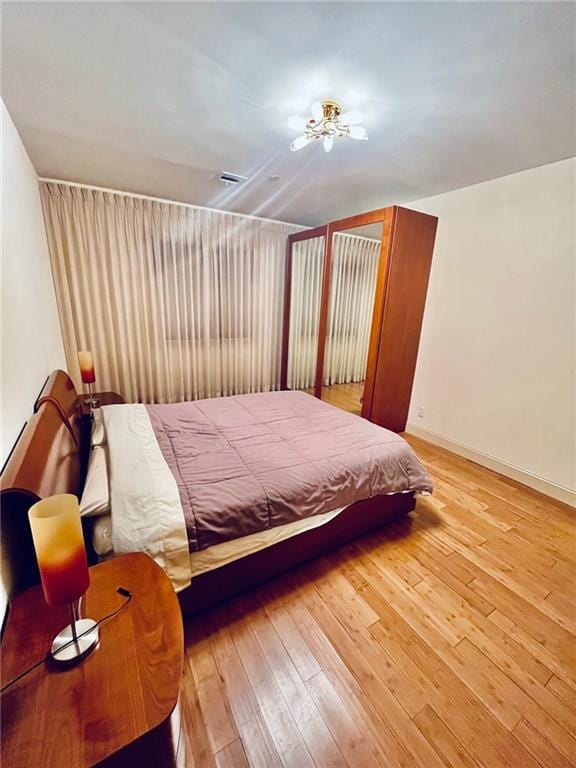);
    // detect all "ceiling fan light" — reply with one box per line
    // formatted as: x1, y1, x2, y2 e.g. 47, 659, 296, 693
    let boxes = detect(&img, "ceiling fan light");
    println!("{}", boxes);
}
323, 135, 334, 153
348, 125, 368, 140
310, 101, 323, 122
287, 115, 308, 132
340, 110, 364, 125
290, 135, 311, 152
